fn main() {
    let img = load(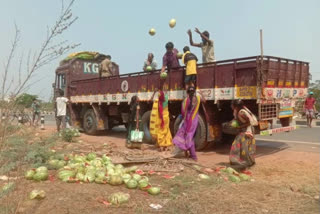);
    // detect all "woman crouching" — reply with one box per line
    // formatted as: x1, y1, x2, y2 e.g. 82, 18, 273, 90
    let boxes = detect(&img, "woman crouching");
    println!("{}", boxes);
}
229, 100, 256, 170
126, 96, 142, 148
